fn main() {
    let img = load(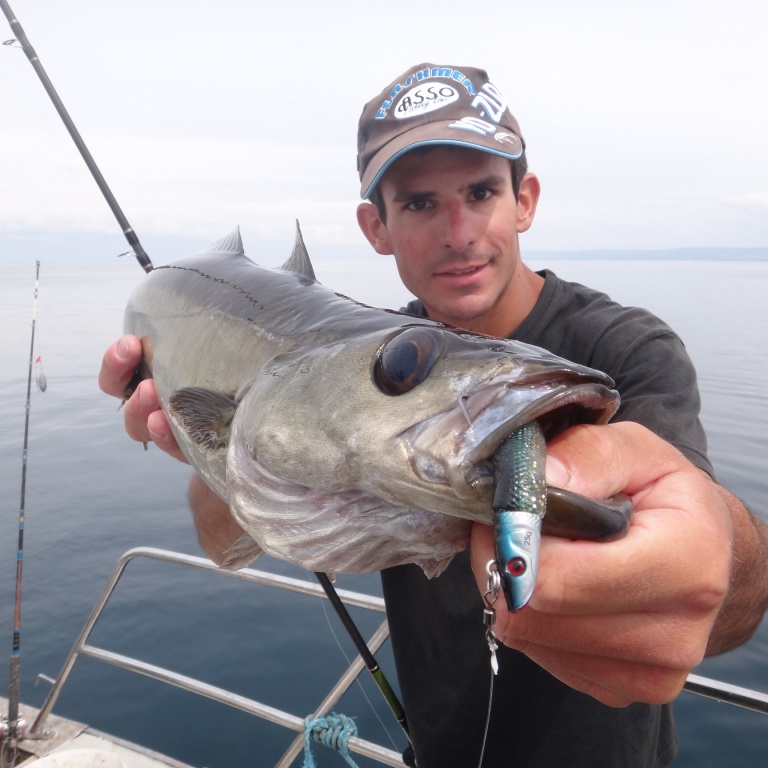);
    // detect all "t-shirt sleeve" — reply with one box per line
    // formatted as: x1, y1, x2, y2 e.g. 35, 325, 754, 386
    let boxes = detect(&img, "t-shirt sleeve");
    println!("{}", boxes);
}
592, 324, 713, 478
